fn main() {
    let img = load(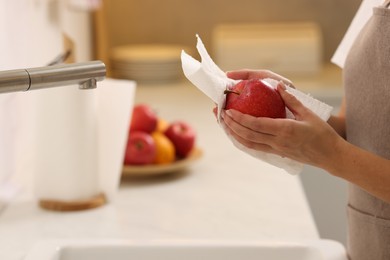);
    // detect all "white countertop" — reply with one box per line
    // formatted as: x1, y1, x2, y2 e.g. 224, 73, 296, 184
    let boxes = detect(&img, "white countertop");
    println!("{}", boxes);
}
0, 79, 322, 260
